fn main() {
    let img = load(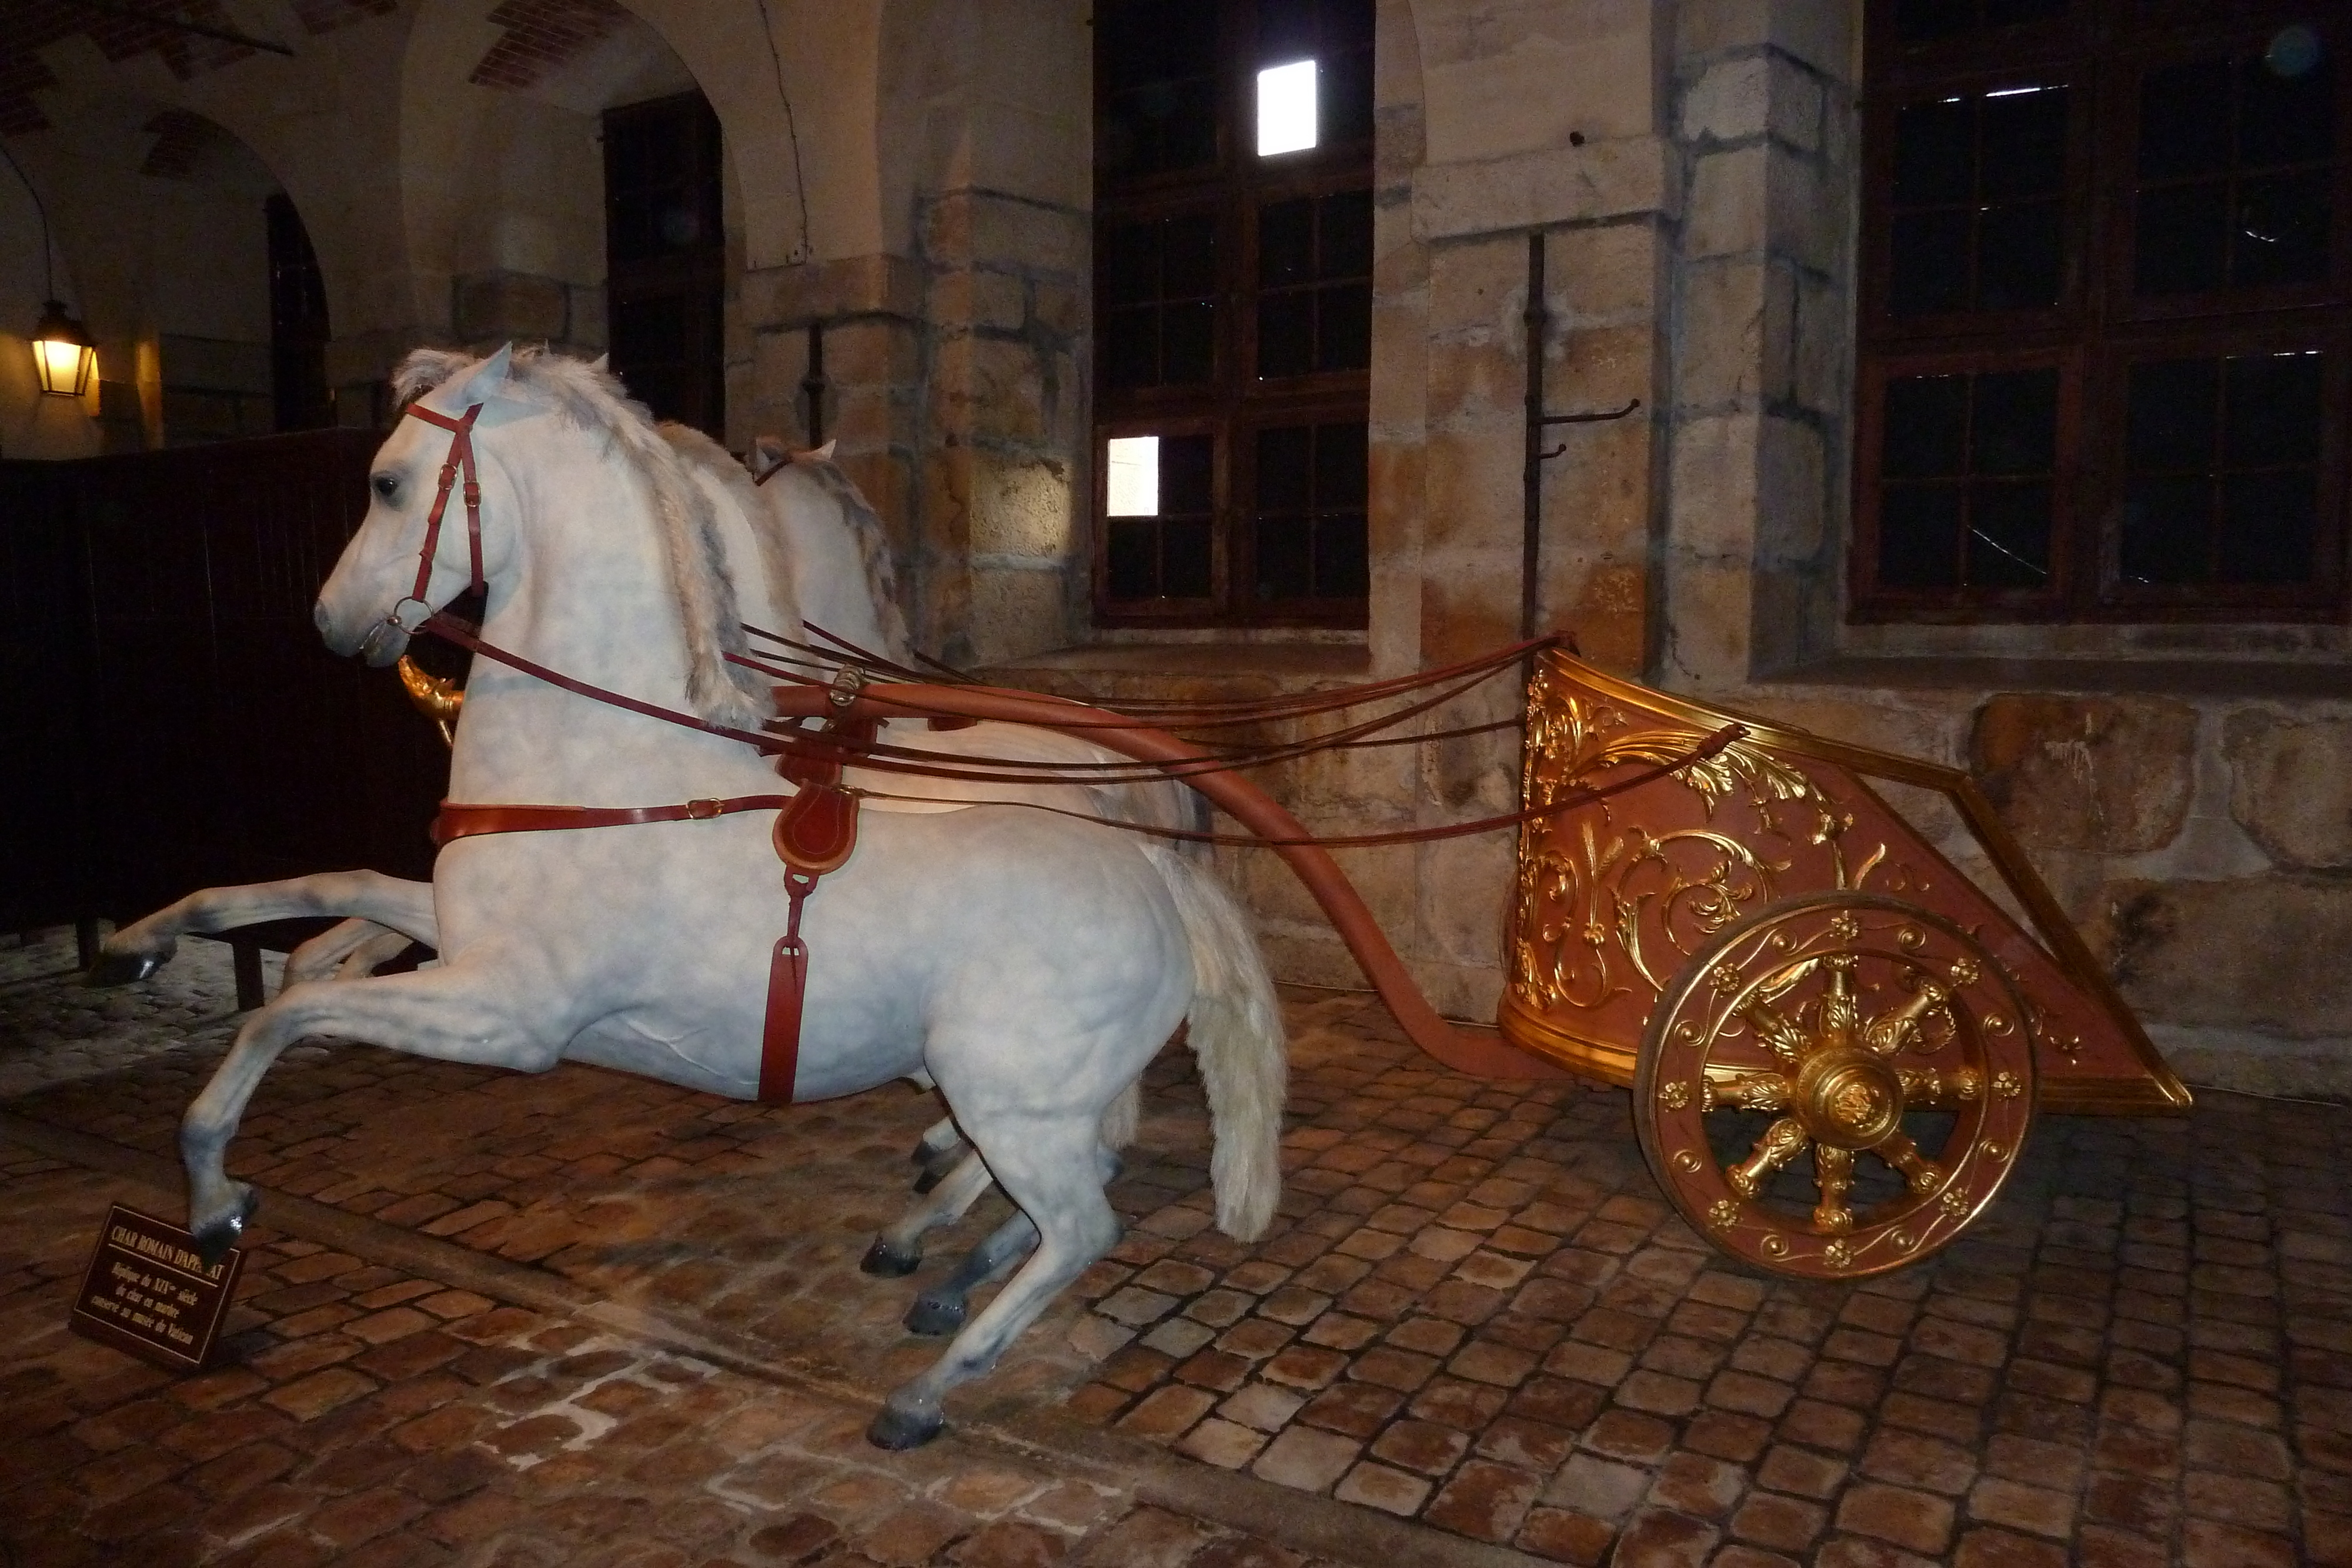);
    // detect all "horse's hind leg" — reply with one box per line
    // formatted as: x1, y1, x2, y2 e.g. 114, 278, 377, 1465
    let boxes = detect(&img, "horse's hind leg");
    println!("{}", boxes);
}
868, 1118, 1120, 1449
862, 1151, 991, 1277
909, 1115, 965, 1193
903, 1210, 1037, 1336
92, 872, 436, 986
